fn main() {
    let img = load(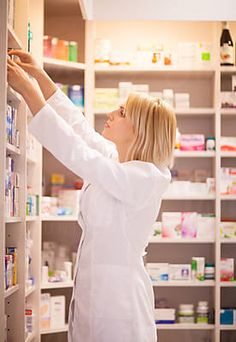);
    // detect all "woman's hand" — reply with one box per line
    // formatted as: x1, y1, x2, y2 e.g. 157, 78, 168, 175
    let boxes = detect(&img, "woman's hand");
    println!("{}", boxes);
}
7, 58, 33, 95
7, 58, 46, 115
8, 50, 43, 79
